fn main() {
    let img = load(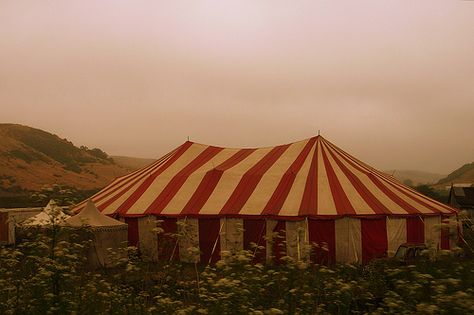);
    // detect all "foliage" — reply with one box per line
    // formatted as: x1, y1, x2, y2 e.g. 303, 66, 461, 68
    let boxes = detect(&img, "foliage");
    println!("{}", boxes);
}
1, 227, 474, 315
0, 185, 98, 208
29, 185, 99, 207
